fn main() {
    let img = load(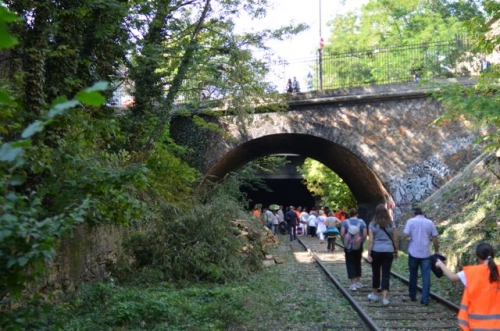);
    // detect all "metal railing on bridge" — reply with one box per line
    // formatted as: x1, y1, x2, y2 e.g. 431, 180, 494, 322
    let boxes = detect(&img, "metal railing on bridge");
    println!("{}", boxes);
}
273, 36, 476, 92
175, 37, 477, 108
